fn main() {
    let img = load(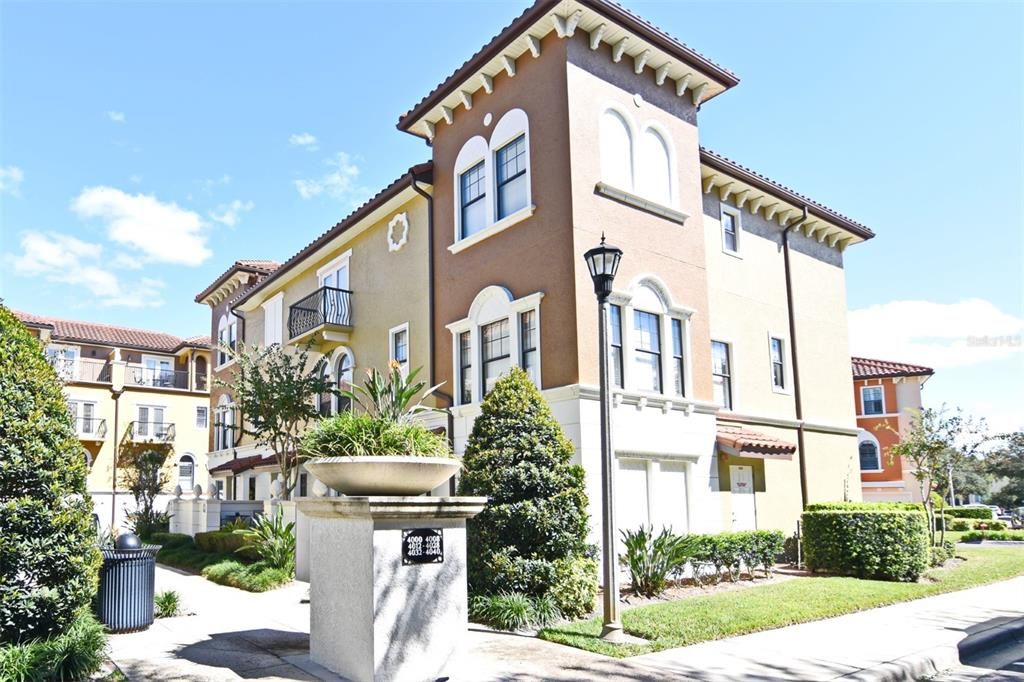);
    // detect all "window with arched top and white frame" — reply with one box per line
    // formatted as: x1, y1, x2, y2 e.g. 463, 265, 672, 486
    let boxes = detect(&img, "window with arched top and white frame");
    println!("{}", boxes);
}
216, 314, 237, 367
607, 275, 694, 400
334, 347, 355, 413
178, 454, 195, 491
447, 285, 544, 406
451, 109, 534, 254
599, 106, 678, 210
858, 431, 883, 472
214, 393, 235, 451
